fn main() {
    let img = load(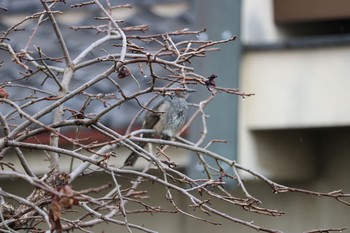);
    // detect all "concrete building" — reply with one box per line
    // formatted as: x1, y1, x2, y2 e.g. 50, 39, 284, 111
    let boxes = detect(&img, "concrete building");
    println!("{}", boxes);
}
238, 0, 350, 232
